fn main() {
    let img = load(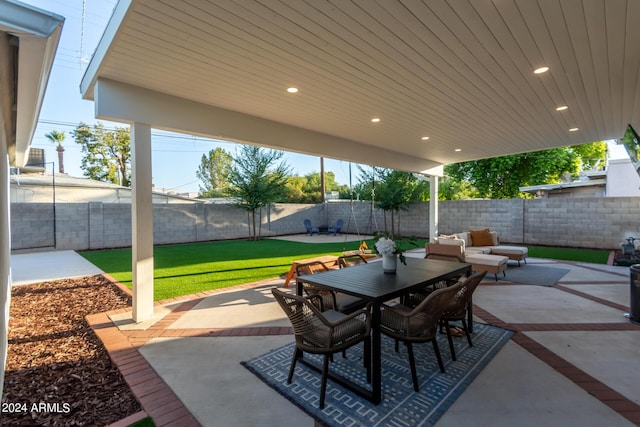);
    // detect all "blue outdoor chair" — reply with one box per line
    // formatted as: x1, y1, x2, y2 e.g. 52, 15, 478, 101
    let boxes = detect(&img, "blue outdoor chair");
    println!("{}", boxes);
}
303, 219, 319, 235
328, 219, 343, 236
